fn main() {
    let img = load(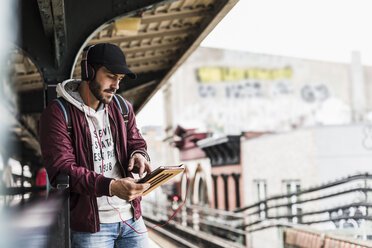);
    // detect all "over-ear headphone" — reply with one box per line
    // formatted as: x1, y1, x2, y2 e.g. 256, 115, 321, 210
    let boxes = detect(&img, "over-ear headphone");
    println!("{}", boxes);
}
80, 45, 95, 81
